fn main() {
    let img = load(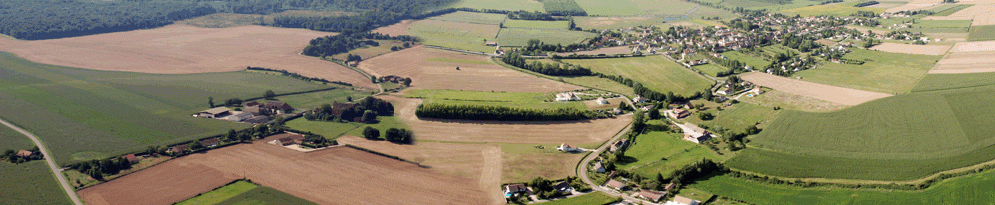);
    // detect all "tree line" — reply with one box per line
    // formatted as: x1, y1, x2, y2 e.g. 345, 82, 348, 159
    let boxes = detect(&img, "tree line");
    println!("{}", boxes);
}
595, 73, 699, 104
415, 104, 593, 121
302, 32, 418, 58
501, 52, 593, 76
0, 0, 216, 40
271, 0, 456, 33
